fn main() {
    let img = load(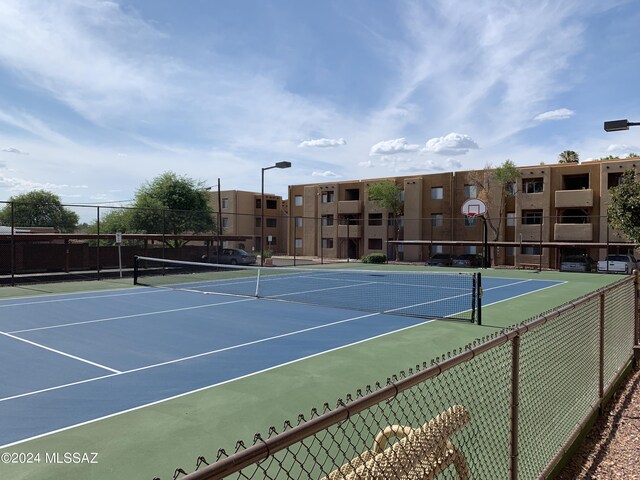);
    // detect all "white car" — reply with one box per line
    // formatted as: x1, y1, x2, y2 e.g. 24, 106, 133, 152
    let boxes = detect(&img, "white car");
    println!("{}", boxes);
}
597, 255, 638, 274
